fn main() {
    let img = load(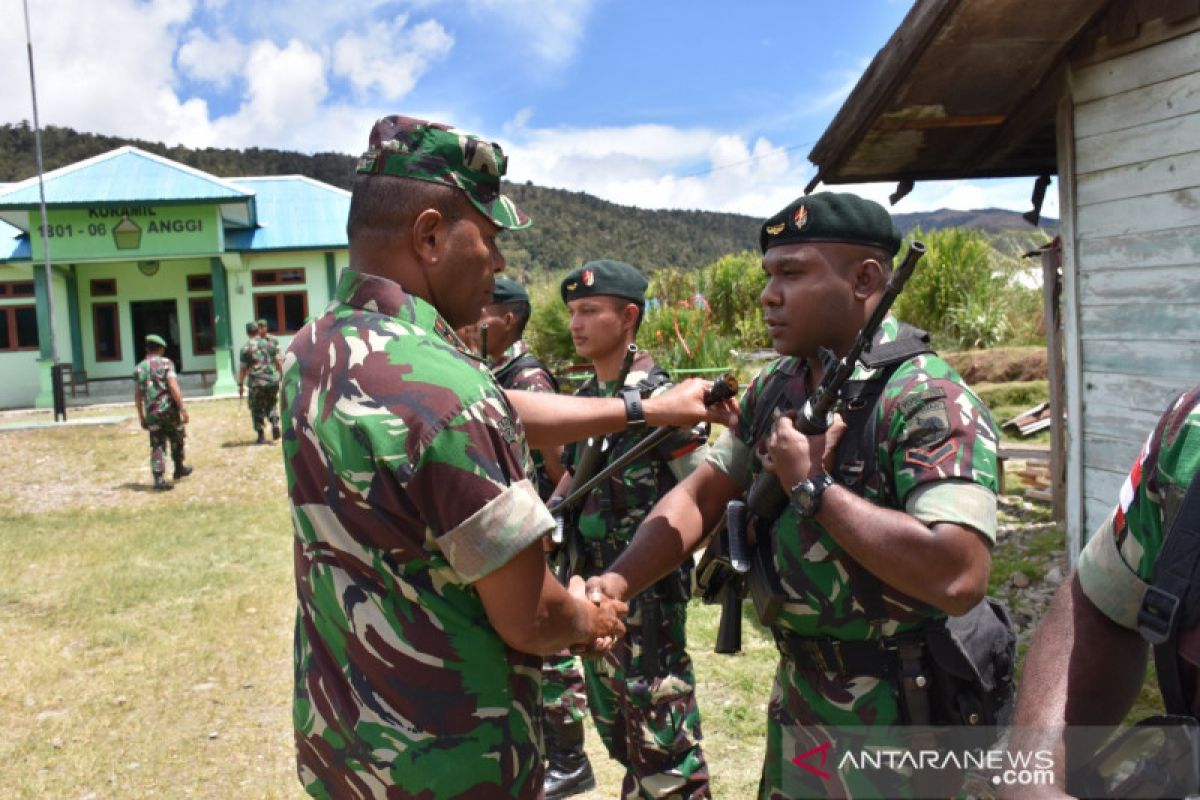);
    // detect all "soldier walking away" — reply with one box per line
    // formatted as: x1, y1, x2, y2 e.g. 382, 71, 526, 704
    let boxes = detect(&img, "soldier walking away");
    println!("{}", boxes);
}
1012, 385, 1200, 798
133, 333, 192, 490
238, 321, 282, 444
553, 259, 711, 799
280, 114, 730, 800
588, 193, 1005, 798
